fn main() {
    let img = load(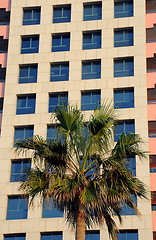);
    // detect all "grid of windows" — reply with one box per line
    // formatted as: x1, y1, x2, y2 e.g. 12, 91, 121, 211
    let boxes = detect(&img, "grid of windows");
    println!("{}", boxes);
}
10, 159, 31, 182
16, 94, 36, 115
6, 196, 28, 220
114, 88, 134, 109
117, 230, 138, 240
114, 0, 133, 18
83, 2, 102, 21
82, 60, 101, 80
52, 33, 70, 52
49, 92, 68, 113
114, 28, 133, 47
50, 62, 69, 82
81, 90, 101, 111
21, 35, 39, 54
4, 234, 26, 240
19, 64, 38, 84
53, 5, 71, 23
83, 31, 101, 50
114, 120, 135, 142
23, 7, 40, 25
42, 198, 63, 218
85, 231, 100, 240
114, 57, 134, 77
41, 232, 63, 240
14, 126, 34, 146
